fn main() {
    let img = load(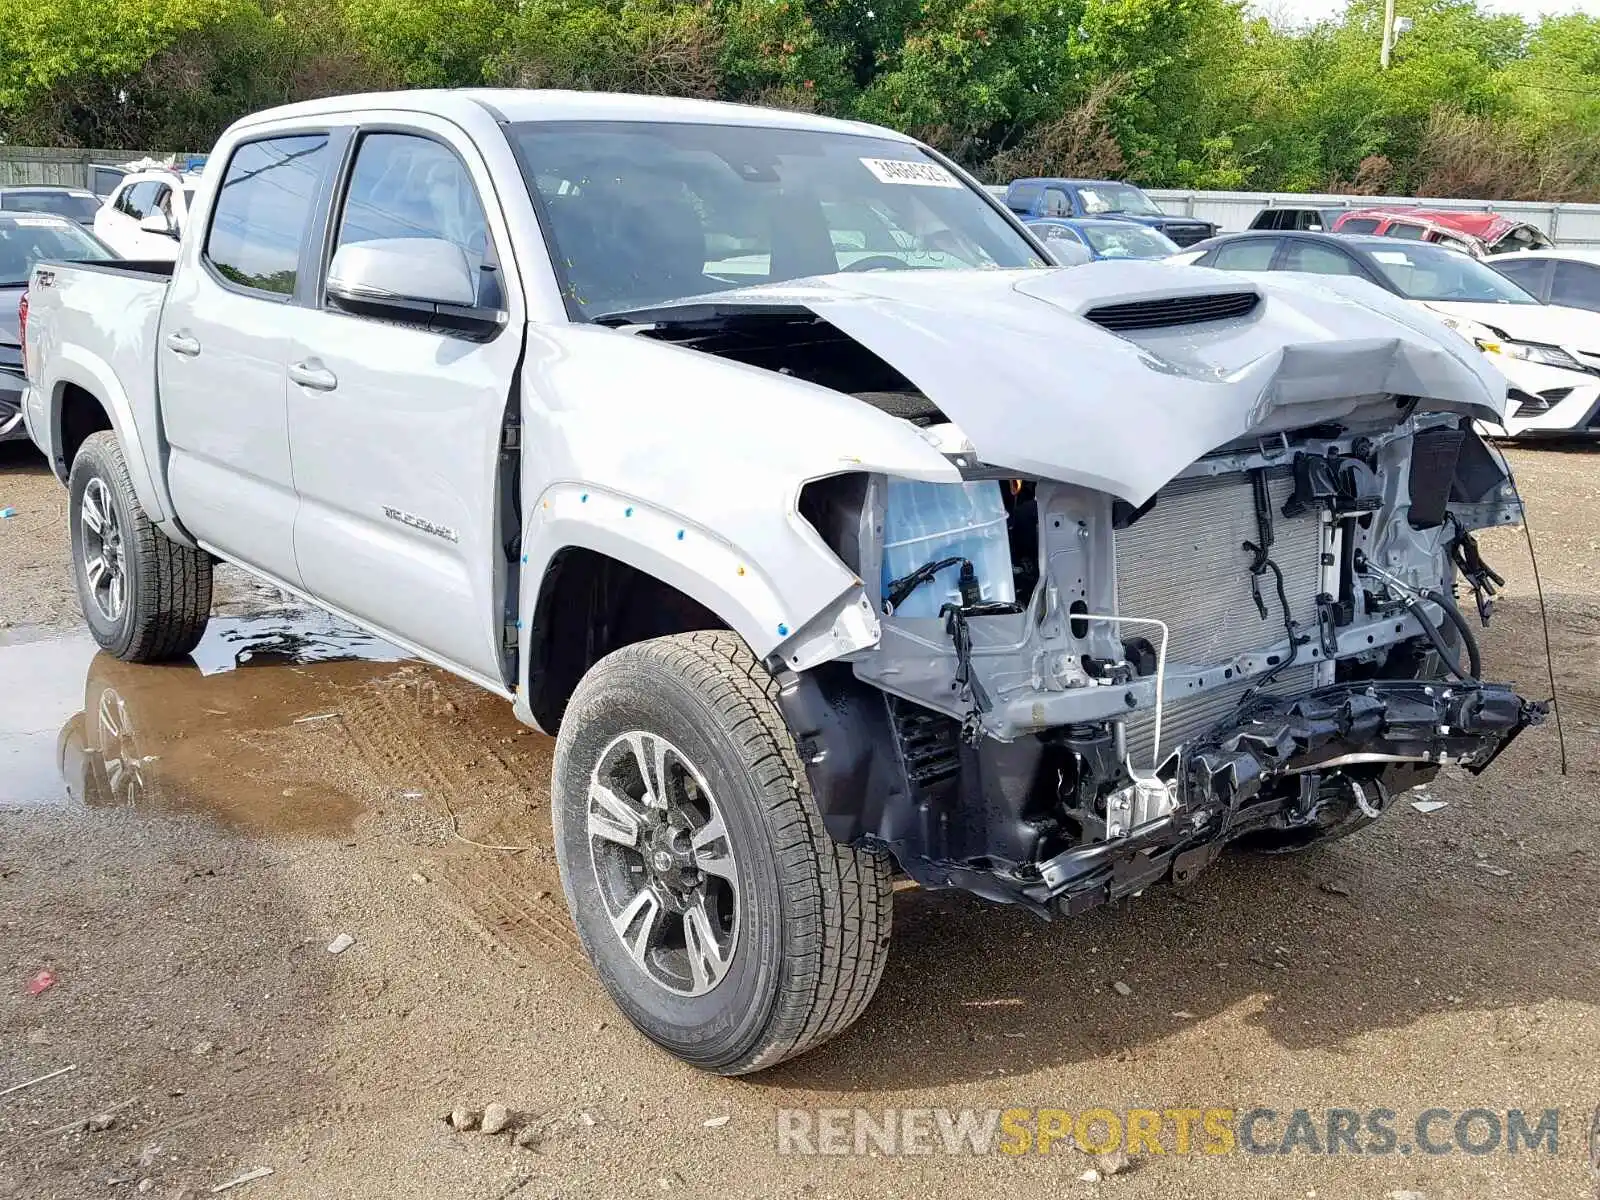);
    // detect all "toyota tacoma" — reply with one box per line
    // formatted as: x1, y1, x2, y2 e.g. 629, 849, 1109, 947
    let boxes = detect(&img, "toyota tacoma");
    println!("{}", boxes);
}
20, 89, 1543, 1074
